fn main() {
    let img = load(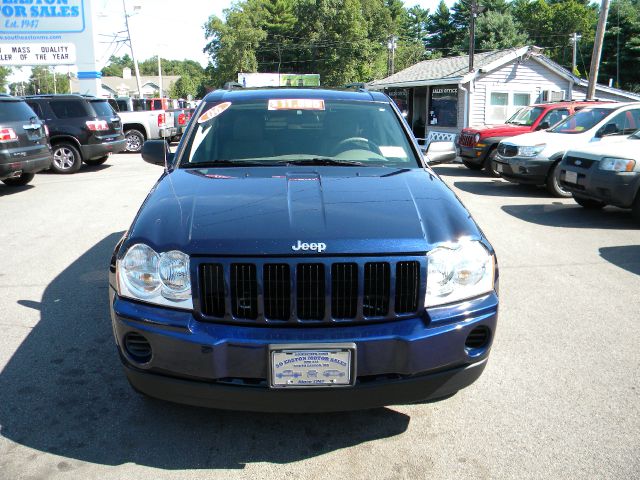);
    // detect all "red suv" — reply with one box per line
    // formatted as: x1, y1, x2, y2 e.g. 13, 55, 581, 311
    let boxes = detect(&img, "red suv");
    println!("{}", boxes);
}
458, 101, 605, 175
